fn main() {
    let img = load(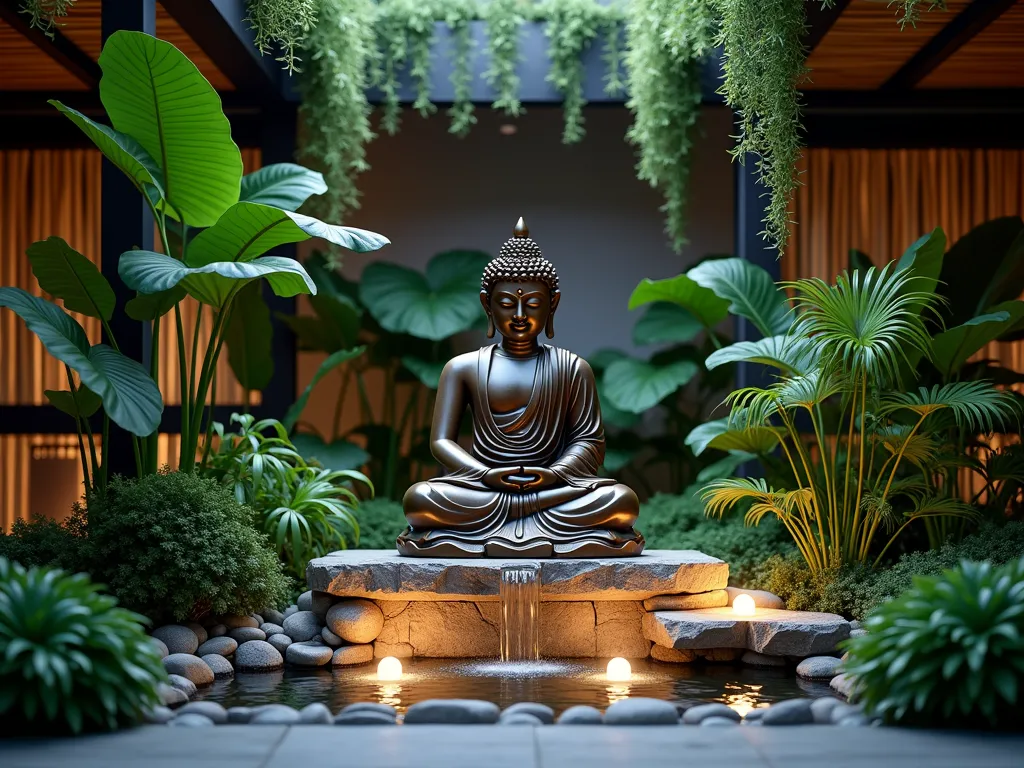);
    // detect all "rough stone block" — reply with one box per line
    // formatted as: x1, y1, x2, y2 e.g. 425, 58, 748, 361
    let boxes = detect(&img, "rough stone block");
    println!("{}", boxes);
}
595, 601, 651, 659
643, 590, 728, 611
642, 610, 746, 650
406, 602, 500, 657
540, 602, 595, 657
